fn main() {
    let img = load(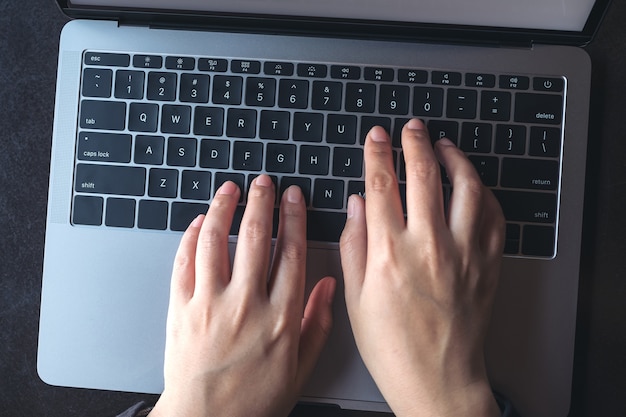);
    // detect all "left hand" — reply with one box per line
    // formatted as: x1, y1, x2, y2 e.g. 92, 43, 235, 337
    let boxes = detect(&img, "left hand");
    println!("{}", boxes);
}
150, 175, 336, 417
